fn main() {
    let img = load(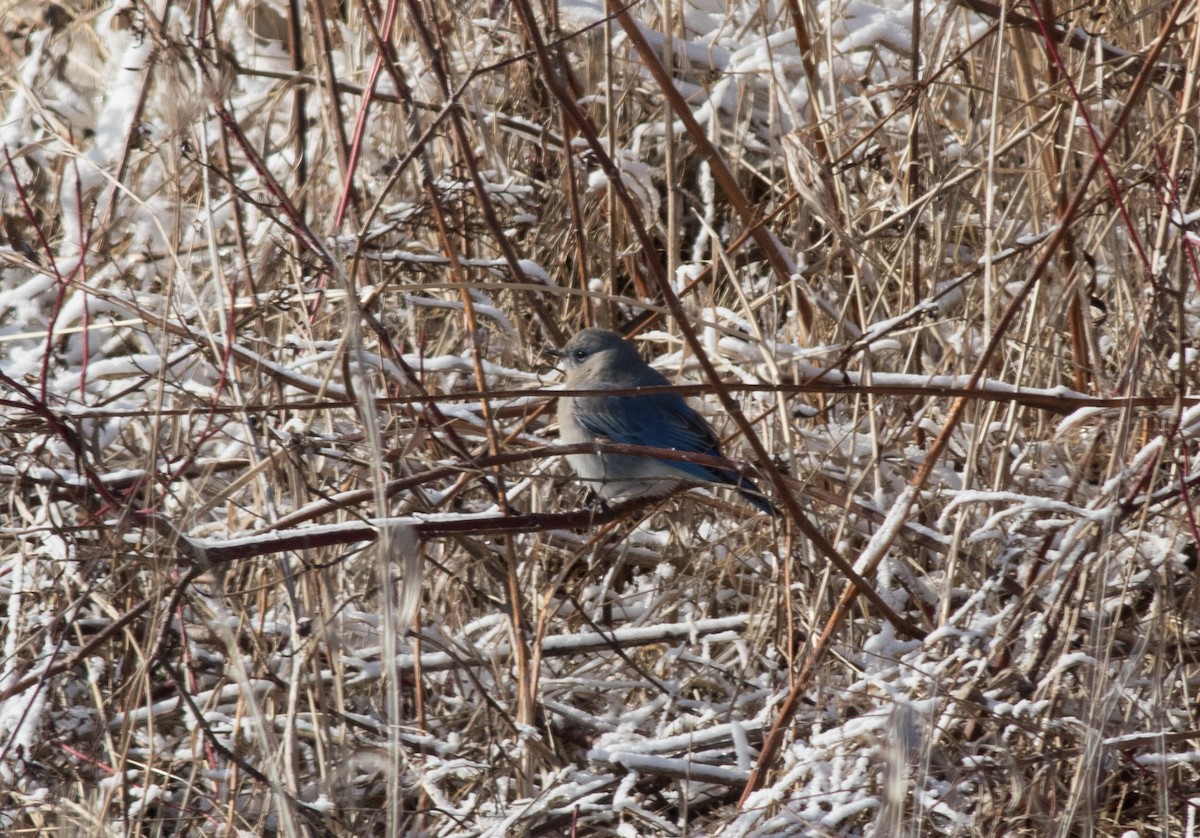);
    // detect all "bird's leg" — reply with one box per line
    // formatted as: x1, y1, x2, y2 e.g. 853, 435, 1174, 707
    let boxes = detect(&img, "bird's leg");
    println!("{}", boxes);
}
585, 489, 612, 514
